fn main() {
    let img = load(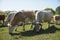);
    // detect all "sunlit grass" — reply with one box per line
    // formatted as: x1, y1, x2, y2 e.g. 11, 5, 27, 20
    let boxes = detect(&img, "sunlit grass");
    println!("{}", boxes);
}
0, 23, 60, 40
